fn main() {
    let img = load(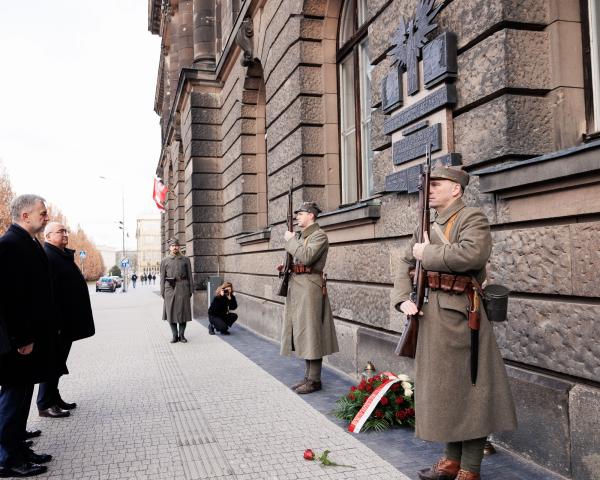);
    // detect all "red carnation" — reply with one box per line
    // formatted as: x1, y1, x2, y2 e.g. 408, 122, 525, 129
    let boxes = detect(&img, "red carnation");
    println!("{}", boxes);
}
348, 393, 356, 401
358, 381, 366, 391
304, 449, 315, 460
375, 409, 384, 418
390, 383, 400, 392
350, 386, 357, 392
407, 408, 415, 416
366, 384, 373, 393
379, 396, 389, 406
395, 396, 404, 405
396, 411, 406, 420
